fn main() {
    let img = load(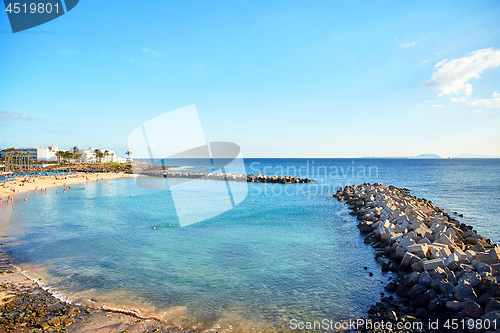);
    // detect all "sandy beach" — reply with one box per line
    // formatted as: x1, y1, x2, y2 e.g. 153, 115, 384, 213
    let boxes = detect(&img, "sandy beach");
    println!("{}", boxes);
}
0, 172, 133, 201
